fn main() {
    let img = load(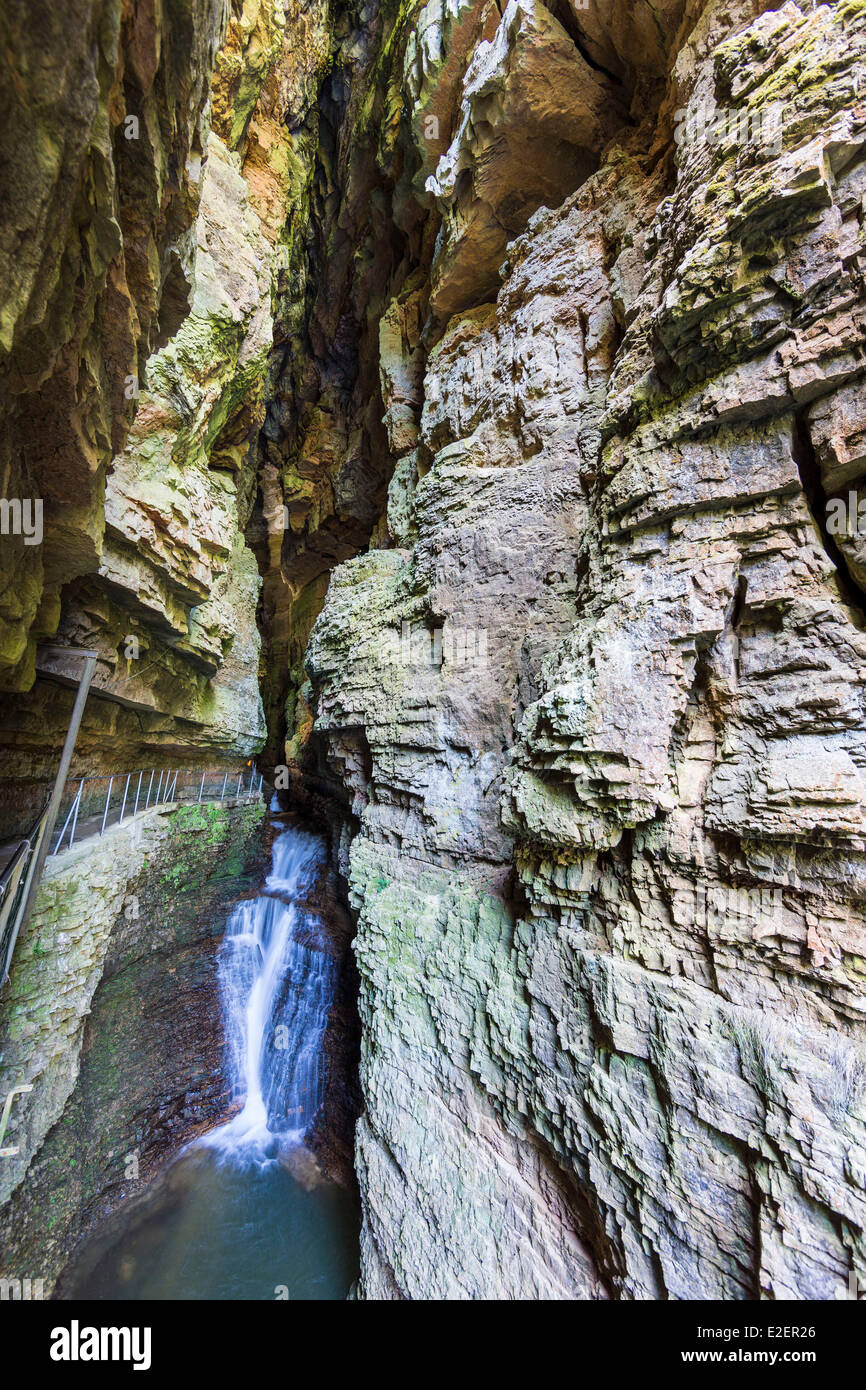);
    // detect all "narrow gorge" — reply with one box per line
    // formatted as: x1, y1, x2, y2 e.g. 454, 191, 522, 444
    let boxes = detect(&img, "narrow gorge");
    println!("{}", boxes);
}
1, 0, 866, 1308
